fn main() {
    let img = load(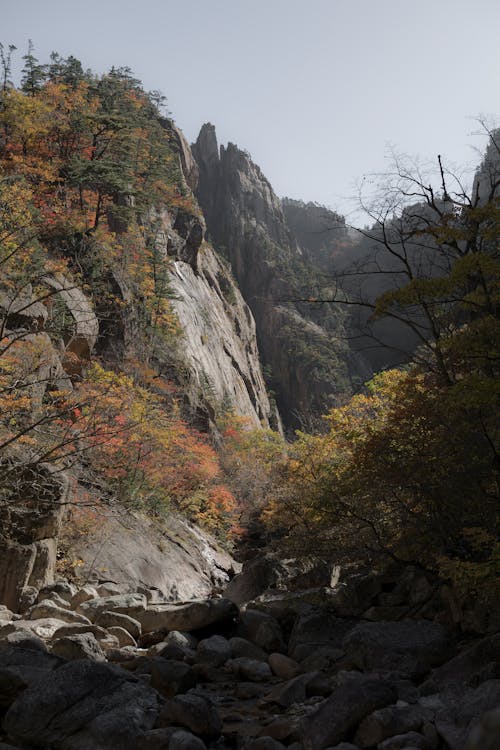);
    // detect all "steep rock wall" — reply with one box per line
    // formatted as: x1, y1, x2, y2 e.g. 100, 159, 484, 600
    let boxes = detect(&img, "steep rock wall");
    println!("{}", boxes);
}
192, 124, 367, 429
